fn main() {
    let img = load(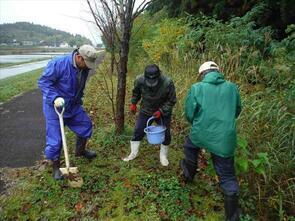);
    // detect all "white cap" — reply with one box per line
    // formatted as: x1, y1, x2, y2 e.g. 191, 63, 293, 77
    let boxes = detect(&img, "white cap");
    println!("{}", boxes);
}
199, 61, 219, 75
78, 45, 97, 69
